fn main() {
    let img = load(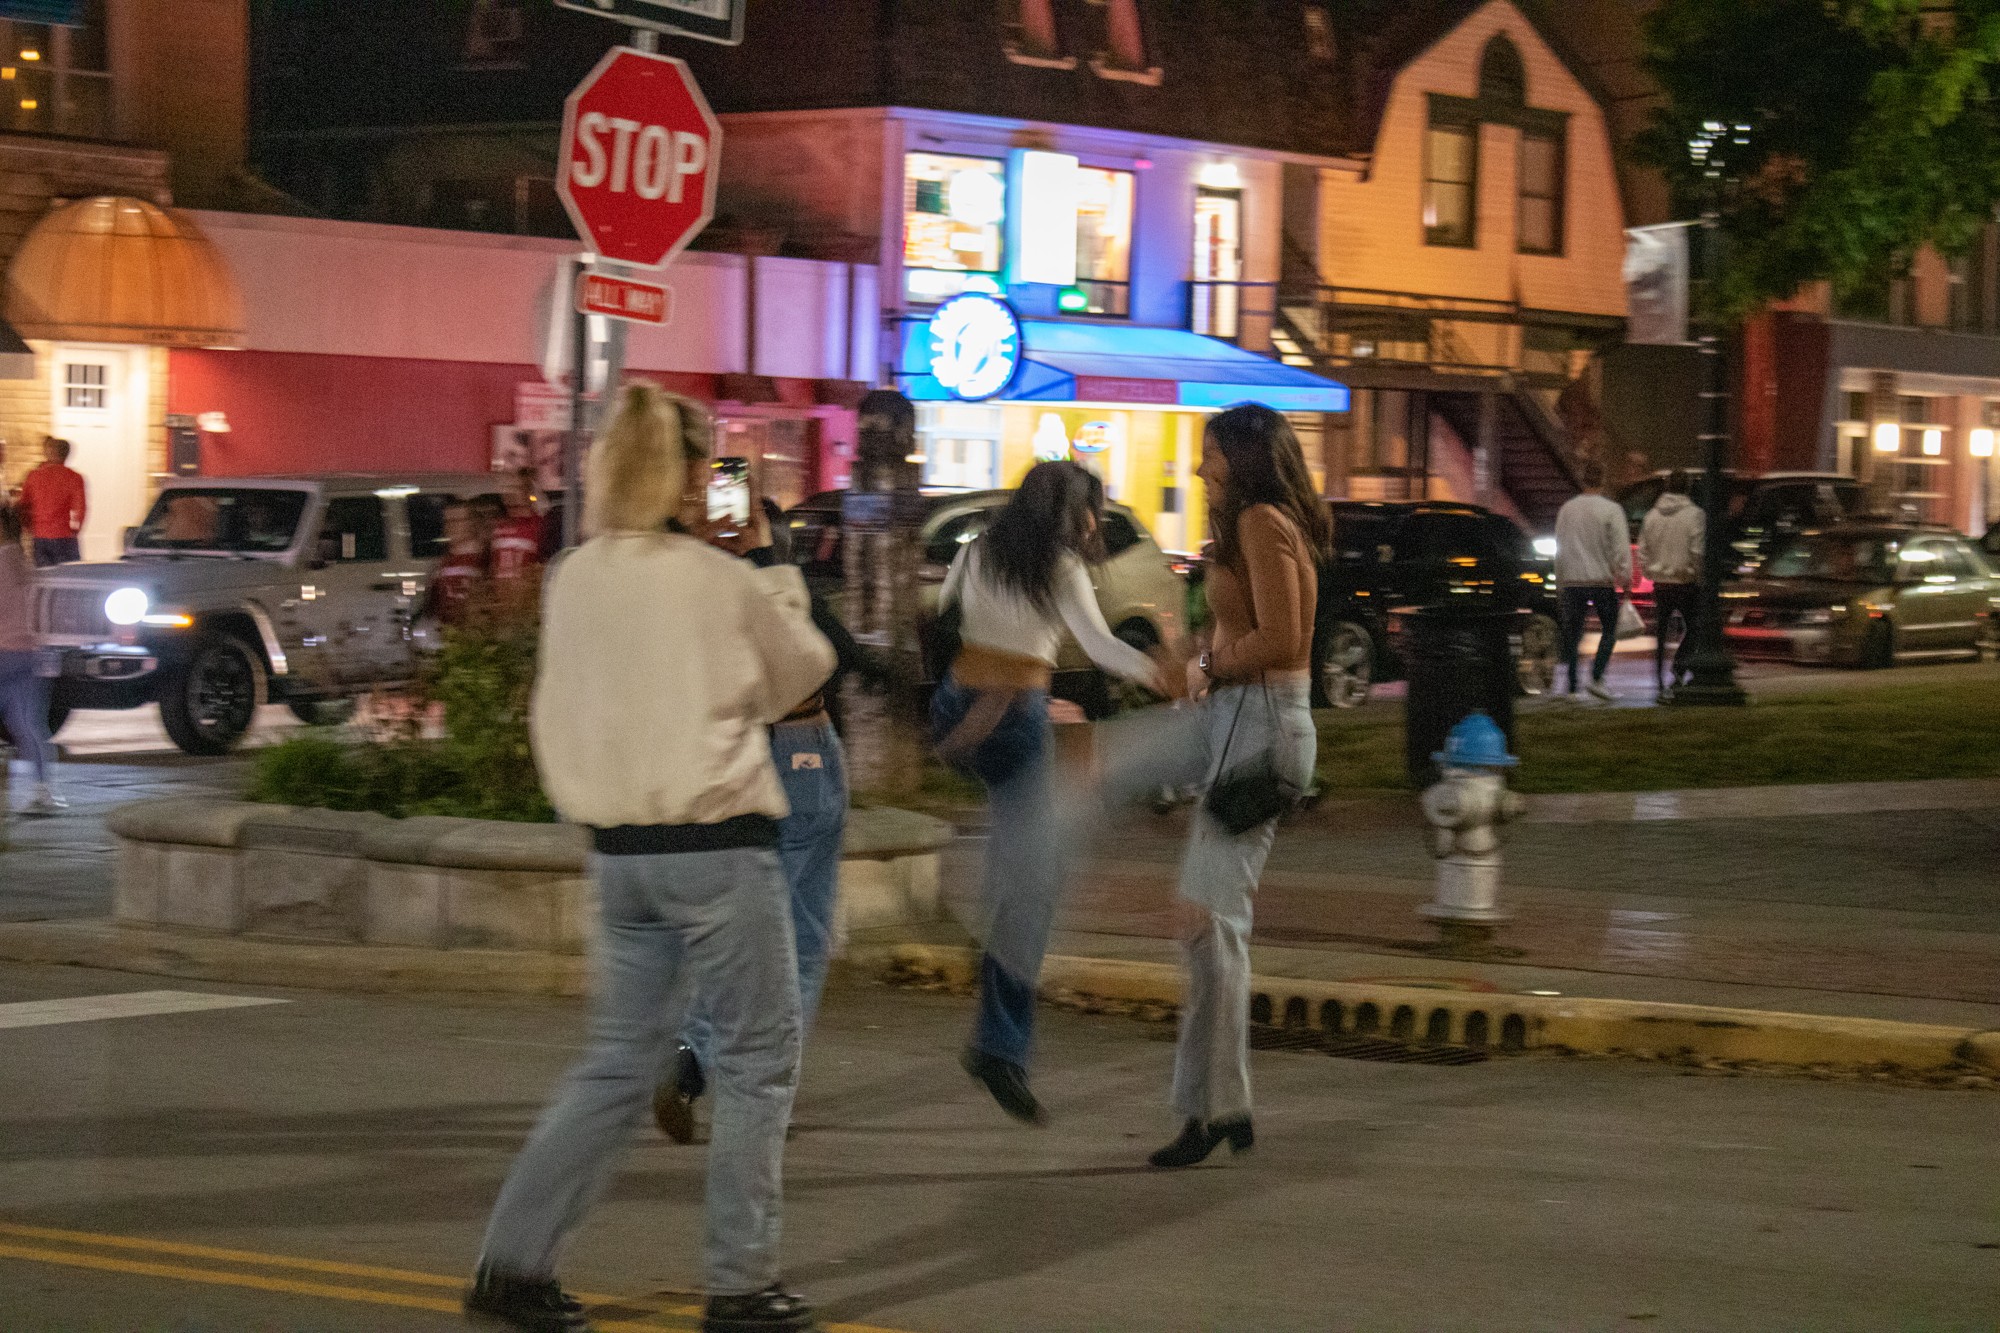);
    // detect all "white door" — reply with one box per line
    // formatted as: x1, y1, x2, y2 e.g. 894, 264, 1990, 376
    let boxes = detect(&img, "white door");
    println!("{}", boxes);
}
50, 344, 150, 563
